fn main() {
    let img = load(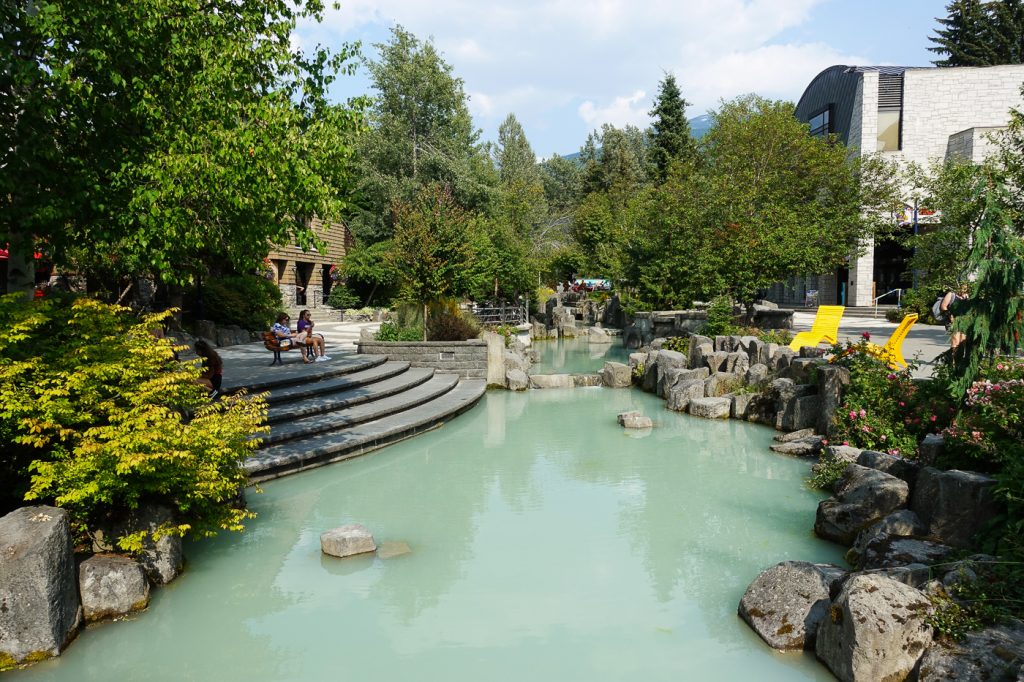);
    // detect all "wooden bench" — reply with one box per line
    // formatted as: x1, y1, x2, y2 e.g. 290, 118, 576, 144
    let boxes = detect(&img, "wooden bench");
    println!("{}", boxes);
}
261, 331, 313, 366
